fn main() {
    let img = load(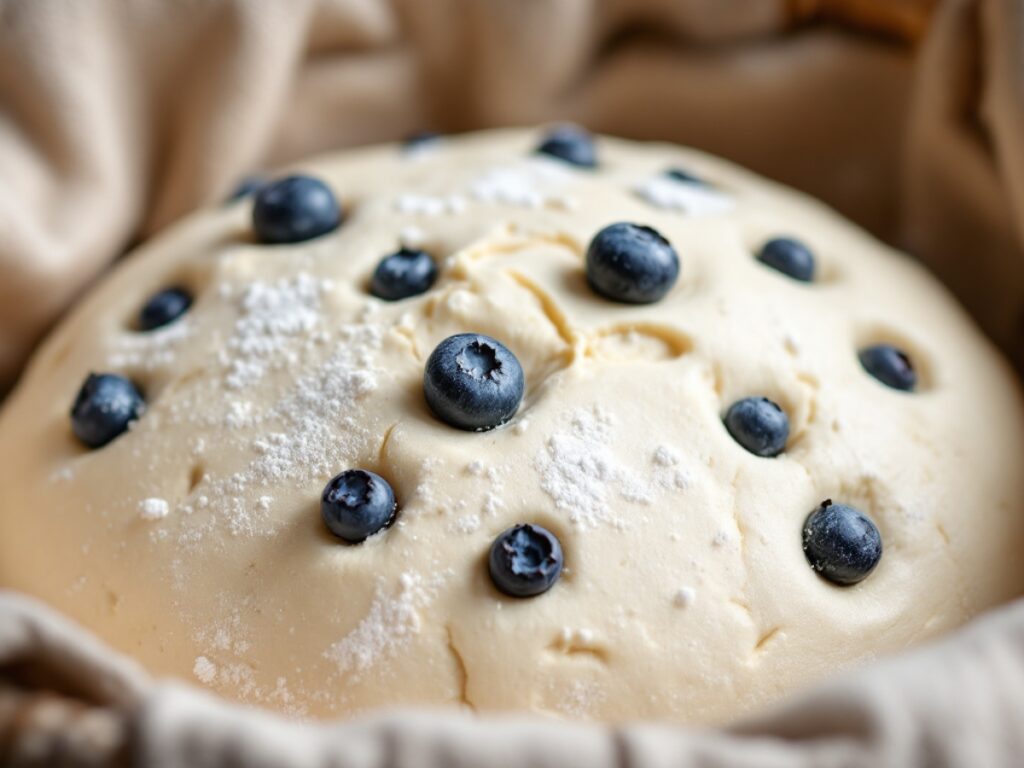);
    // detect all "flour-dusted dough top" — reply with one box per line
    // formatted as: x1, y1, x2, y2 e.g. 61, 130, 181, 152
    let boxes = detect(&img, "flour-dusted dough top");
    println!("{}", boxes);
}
2, 128, 1023, 723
